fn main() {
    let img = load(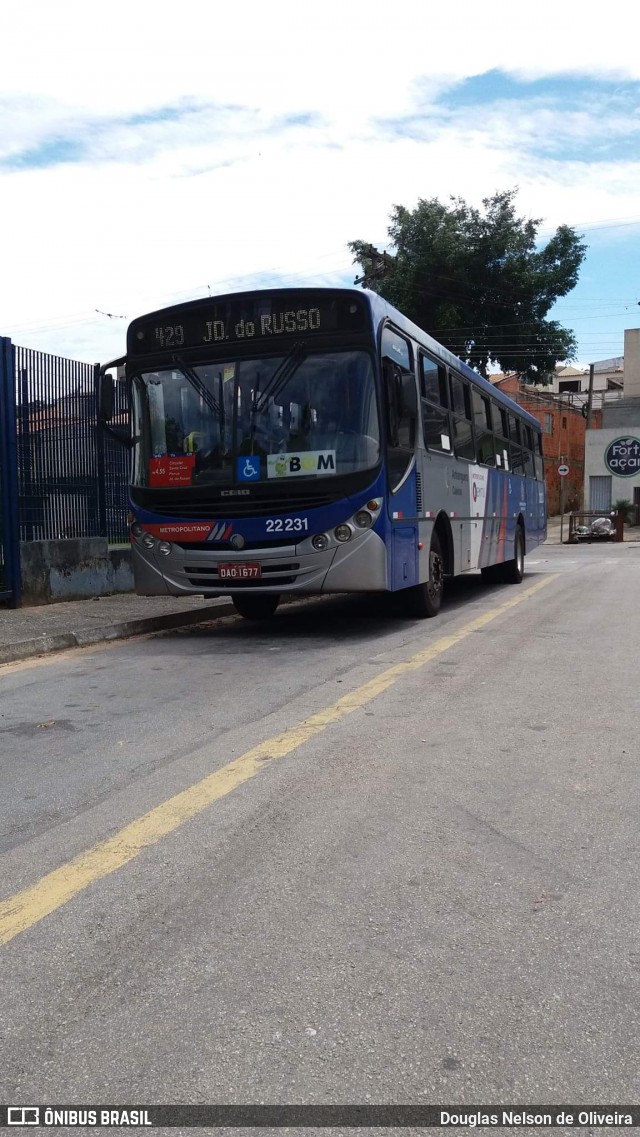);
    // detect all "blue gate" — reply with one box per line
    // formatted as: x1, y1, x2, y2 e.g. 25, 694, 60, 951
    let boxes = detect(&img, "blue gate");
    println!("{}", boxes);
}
0, 336, 21, 605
